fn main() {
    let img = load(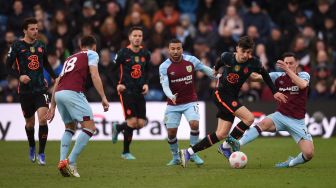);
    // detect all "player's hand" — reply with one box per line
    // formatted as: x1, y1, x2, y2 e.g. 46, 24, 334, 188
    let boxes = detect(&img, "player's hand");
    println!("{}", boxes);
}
117, 84, 126, 93
273, 92, 288, 104
142, 84, 149, 95
45, 106, 56, 123
276, 60, 289, 72
102, 97, 109, 112
170, 93, 178, 105
20, 75, 31, 84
